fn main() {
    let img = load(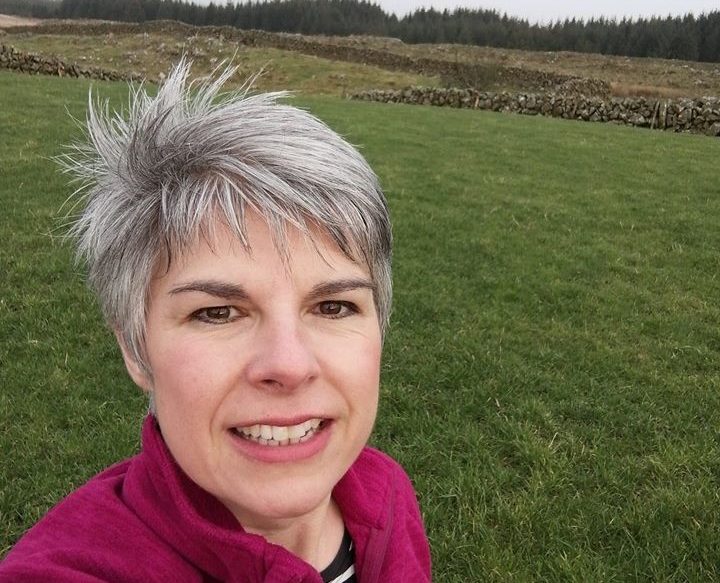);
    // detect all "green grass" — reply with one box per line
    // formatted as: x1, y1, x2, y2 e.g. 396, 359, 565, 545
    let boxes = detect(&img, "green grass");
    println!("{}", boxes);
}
2, 69, 720, 580
0, 71, 148, 556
